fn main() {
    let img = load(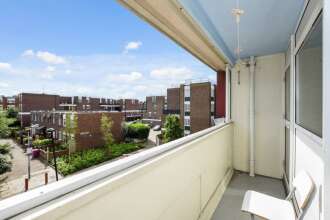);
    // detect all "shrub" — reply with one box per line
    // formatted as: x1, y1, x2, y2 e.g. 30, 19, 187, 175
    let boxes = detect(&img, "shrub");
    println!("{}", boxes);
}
111, 143, 141, 158
0, 143, 10, 155
56, 148, 108, 176
33, 139, 52, 148
0, 154, 12, 175
126, 123, 150, 139
55, 143, 141, 176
